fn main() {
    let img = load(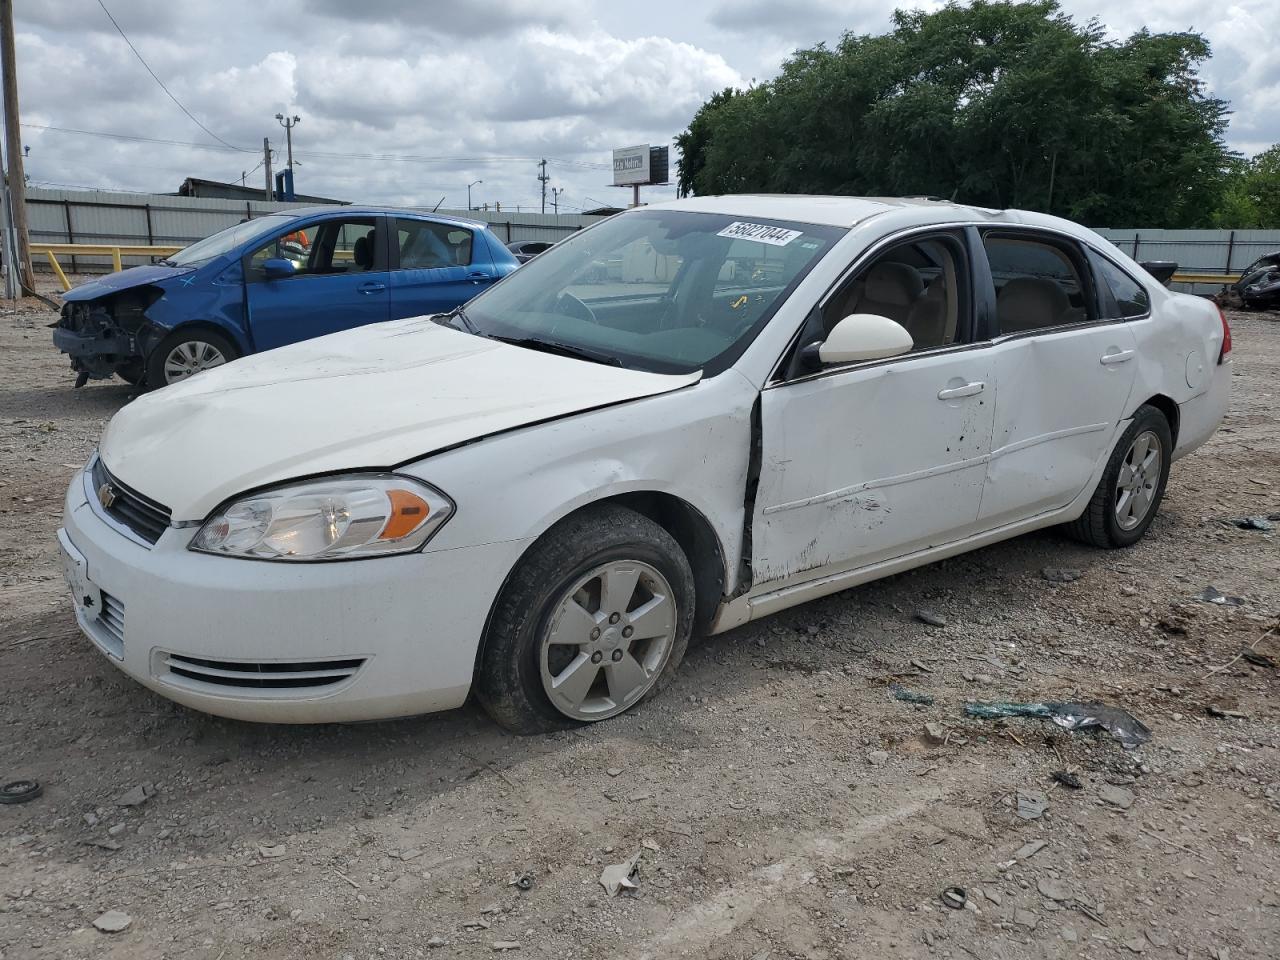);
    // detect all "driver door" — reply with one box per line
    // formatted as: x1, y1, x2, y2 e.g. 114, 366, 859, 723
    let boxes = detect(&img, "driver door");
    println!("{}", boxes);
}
244, 215, 389, 351
749, 231, 997, 588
